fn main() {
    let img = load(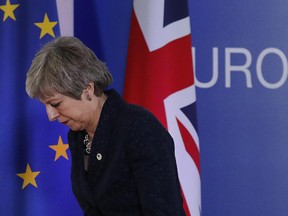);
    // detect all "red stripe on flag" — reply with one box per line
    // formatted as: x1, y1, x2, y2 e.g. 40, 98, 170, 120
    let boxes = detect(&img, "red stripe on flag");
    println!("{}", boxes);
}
124, 11, 194, 126
177, 118, 200, 174
181, 189, 191, 216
